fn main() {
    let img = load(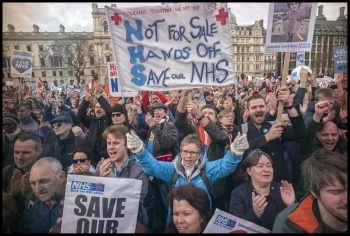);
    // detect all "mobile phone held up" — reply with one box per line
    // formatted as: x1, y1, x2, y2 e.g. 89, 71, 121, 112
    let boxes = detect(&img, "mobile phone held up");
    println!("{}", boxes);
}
147, 105, 154, 117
